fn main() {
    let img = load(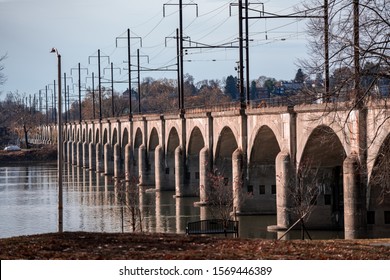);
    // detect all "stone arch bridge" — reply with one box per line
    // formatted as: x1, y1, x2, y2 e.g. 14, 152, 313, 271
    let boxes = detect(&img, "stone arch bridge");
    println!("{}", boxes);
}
35, 101, 390, 238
